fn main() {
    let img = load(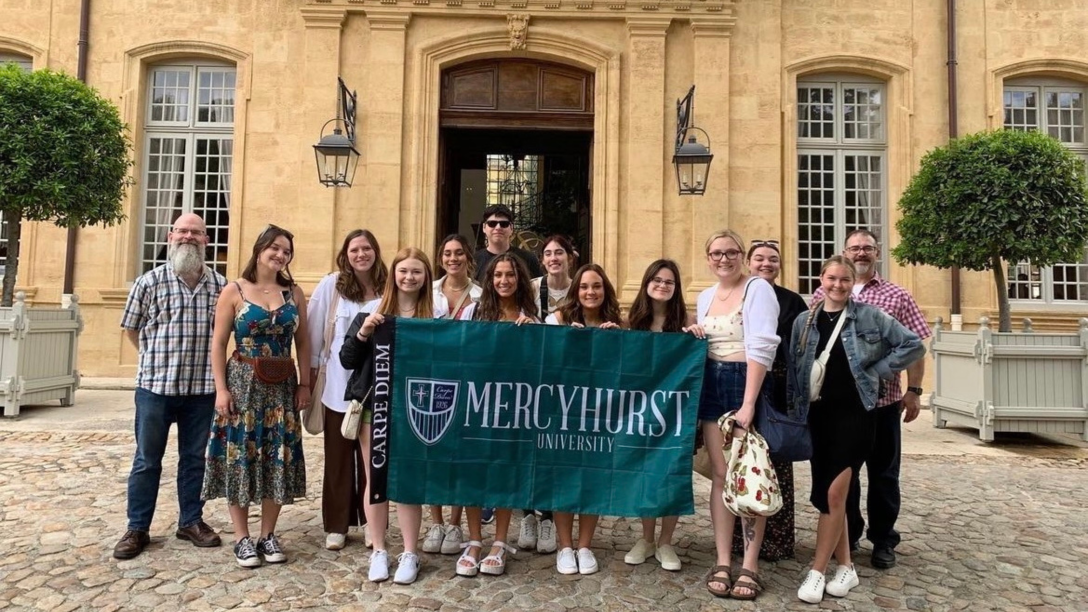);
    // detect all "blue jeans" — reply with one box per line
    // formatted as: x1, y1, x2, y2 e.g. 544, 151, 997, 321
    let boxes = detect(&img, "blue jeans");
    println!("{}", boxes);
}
127, 388, 215, 531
